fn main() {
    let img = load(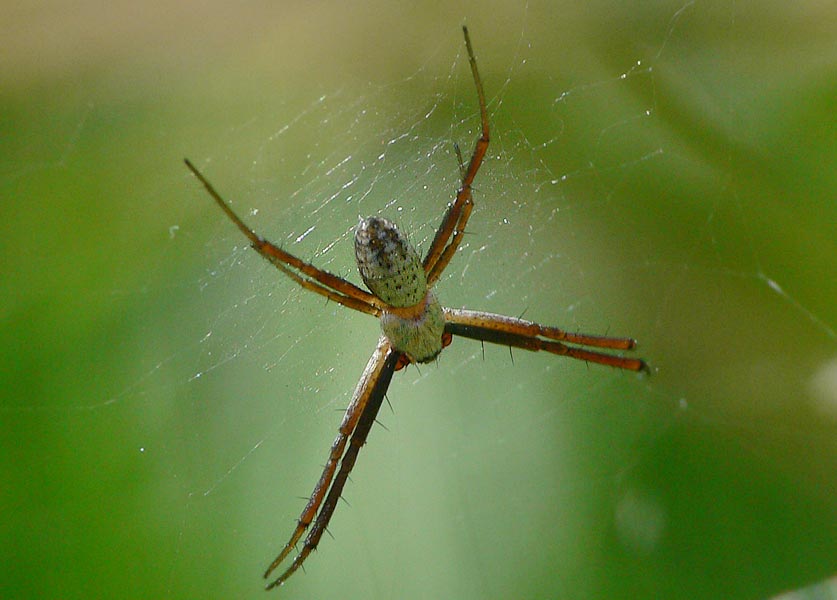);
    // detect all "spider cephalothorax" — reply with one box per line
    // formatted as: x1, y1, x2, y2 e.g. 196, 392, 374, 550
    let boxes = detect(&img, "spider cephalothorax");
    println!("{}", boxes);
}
186, 26, 646, 591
